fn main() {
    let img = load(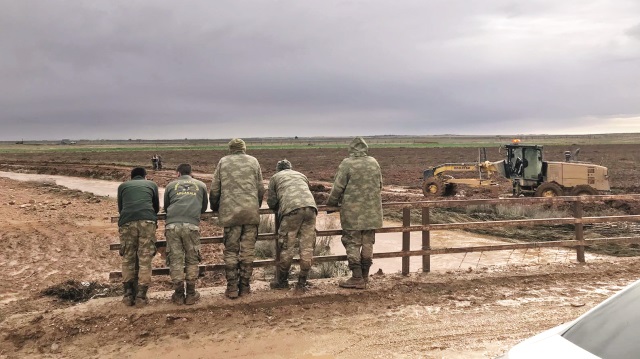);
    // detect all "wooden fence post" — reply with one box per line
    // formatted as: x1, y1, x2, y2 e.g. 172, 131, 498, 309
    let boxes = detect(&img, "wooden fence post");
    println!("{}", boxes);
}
422, 206, 431, 272
402, 207, 410, 275
574, 200, 585, 263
